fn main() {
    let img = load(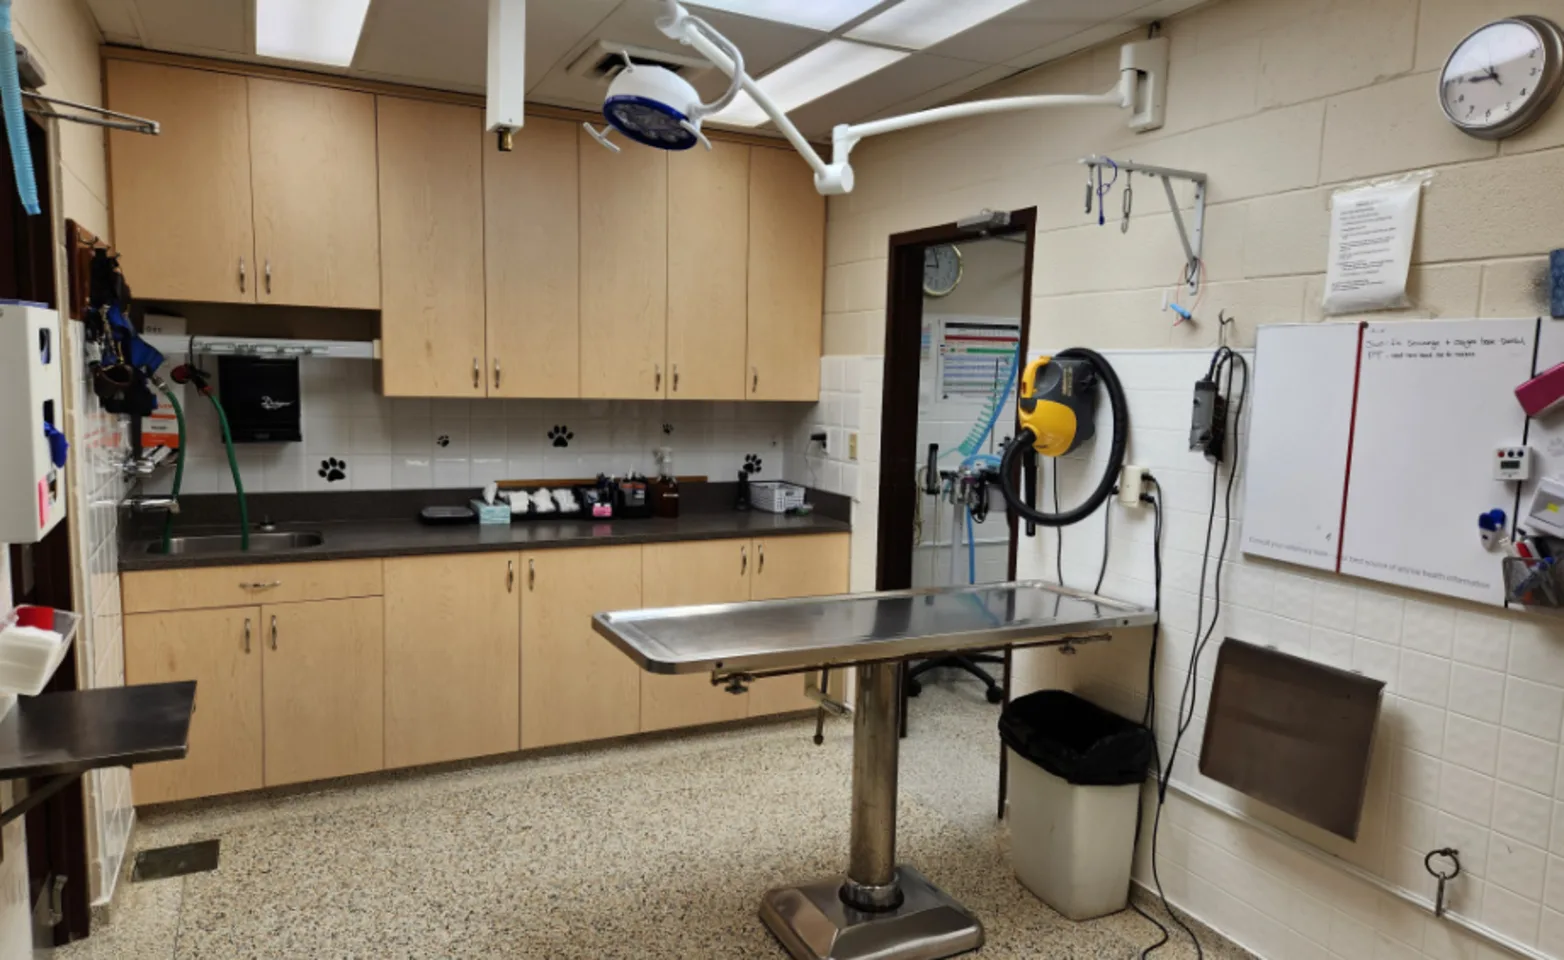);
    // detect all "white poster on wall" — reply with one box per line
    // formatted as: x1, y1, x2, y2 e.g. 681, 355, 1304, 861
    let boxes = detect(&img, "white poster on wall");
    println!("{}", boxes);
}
1321, 174, 1431, 316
